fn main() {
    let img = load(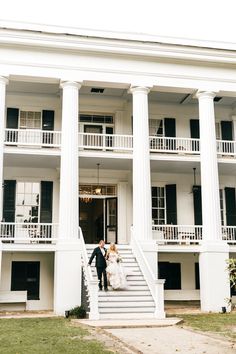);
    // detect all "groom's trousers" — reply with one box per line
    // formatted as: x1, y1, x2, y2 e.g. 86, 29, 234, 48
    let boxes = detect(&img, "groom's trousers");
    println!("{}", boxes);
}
96, 267, 108, 289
